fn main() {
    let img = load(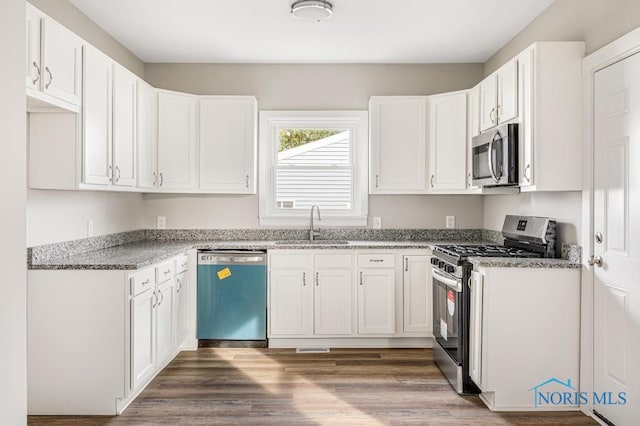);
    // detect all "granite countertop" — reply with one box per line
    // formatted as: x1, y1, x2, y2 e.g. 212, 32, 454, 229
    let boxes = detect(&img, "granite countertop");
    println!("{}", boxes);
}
28, 239, 451, 270
468, 257, 582, 269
